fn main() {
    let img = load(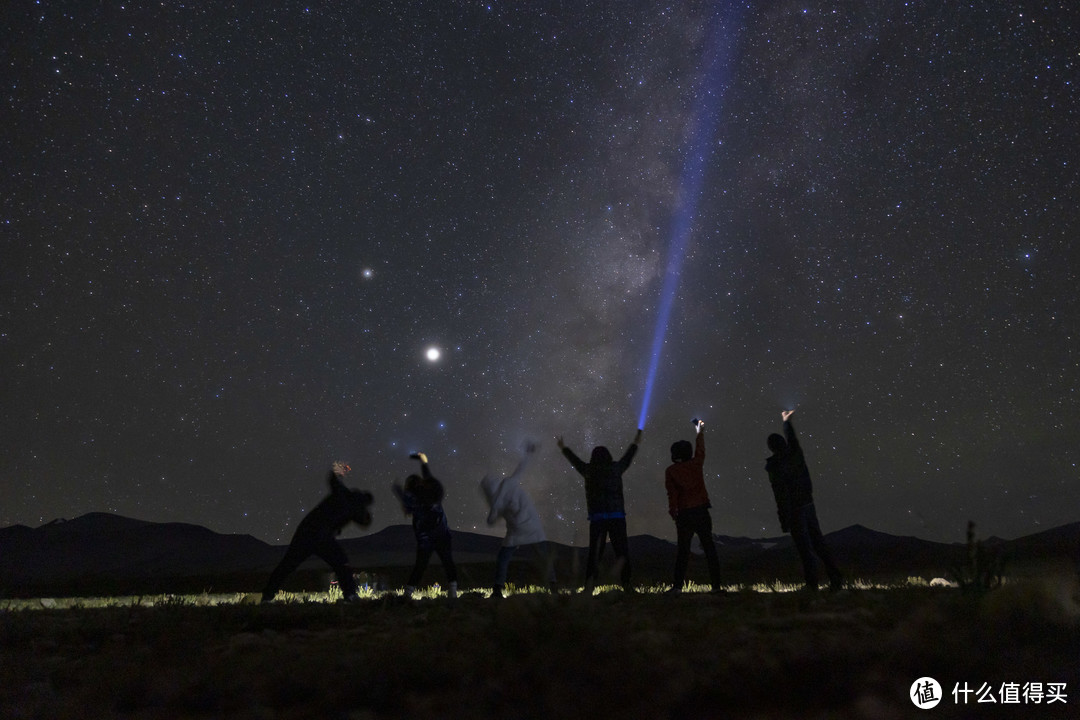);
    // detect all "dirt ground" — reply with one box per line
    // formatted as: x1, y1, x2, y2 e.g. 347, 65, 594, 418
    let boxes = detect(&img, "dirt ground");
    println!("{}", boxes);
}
1, 580, 1078, 719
